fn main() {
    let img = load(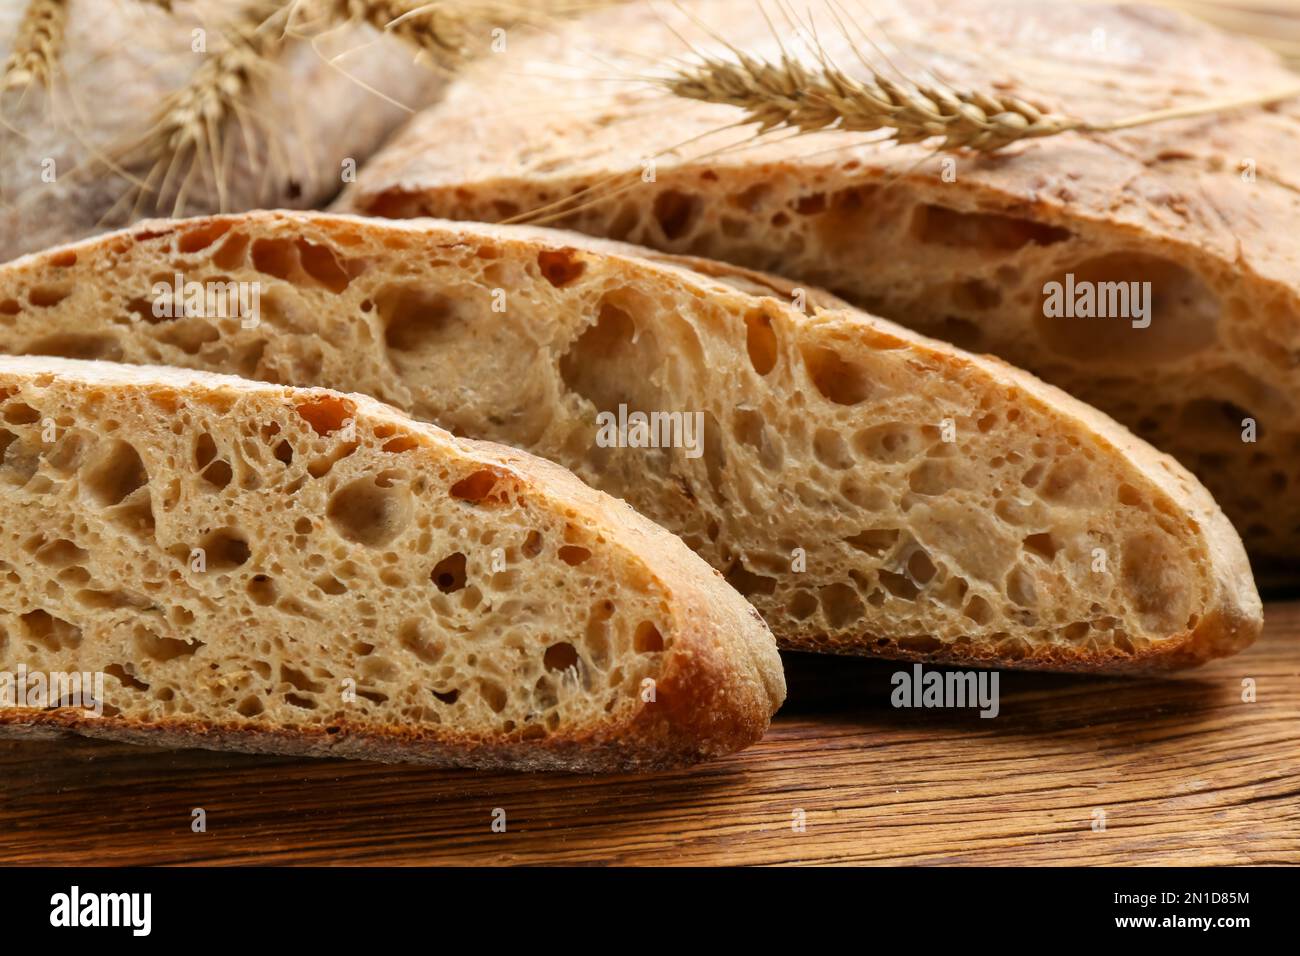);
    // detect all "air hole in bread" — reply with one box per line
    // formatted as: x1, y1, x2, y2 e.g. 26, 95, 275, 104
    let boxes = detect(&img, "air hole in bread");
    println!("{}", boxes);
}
653, 189, 700, 241
1023, 532, 1058, 561
21, 333, 124, 362
844, 528, 898, 557
819, 582, 866, 627
378, 285, 457, 352
478, 679, 508, 713
296, 239, 352, 293
105, 663, 149, 692
633, 622, 664, 653
2, 403, 40, 425
82, 440, 148, 507
314, 574, 347, 595
295, 395, 355, 436
399, 620, 443, 664
199, 528, 250, 570
430, 552, 467, 592
134, 625, 202, 663
813, 428, 855, 470
247, 574, 277, 606
22, 610, 82, 652
732, 408, 783, 470
250, 237, 298, 281
382, 435, 419, 454
34, 539, 89, 567
950, 278, 1003, 311
153, 317, 219, 355
202, 459, 233, 490
558, 545, 591, 566
449, 468, 508, 505
27, 286, 71, 308
963, 595, 994, 624
327, 477, 412, 546
559, 296, 657, 413
544, 641, 579, 671
1006, 564, 1037, 609
1034, 254, 1218, 364
537, 248, 586, 287
725, 559, 778, 597
1122, 531, 1191, 634
906, 548, 937, 585
802, 345, 871, 405
744, 308, 779, 375
177, 220, 232, 254
911, 204, 1071, 250
211, 231, 251, 271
